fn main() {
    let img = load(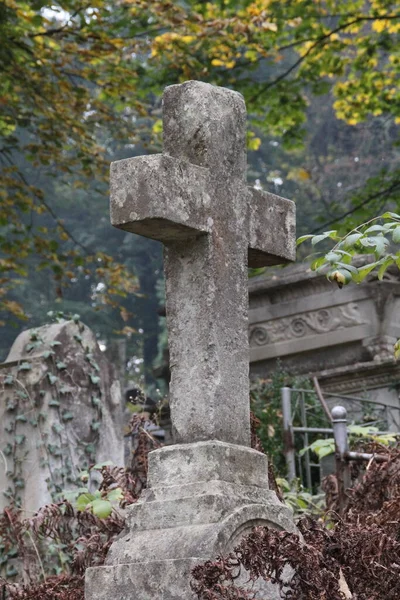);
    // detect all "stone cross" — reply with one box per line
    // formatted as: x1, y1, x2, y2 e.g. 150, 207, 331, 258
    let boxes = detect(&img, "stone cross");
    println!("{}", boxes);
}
111, 80, 295, 447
